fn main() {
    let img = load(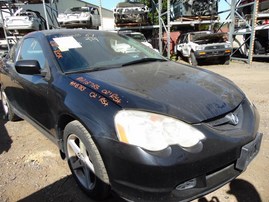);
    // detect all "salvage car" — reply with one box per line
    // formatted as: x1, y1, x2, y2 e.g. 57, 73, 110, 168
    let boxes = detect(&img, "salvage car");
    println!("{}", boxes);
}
113, 0, 149, 25
0, 29, 262, 202
57, 6, 101, 29
239, 0, 269, 15
4, 8, 46, 32
119, 30, 154, 49
171, 0, 218, 20
234, 17, 269, 57
176, 31, 232, 65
